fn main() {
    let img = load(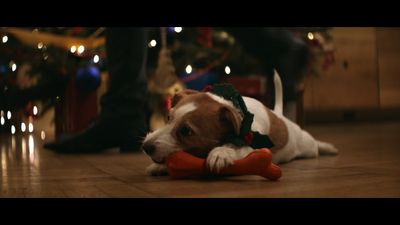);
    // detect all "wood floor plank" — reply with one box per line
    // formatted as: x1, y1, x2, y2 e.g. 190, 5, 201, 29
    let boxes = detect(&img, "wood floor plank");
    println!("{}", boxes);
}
1, 121, 400, 197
